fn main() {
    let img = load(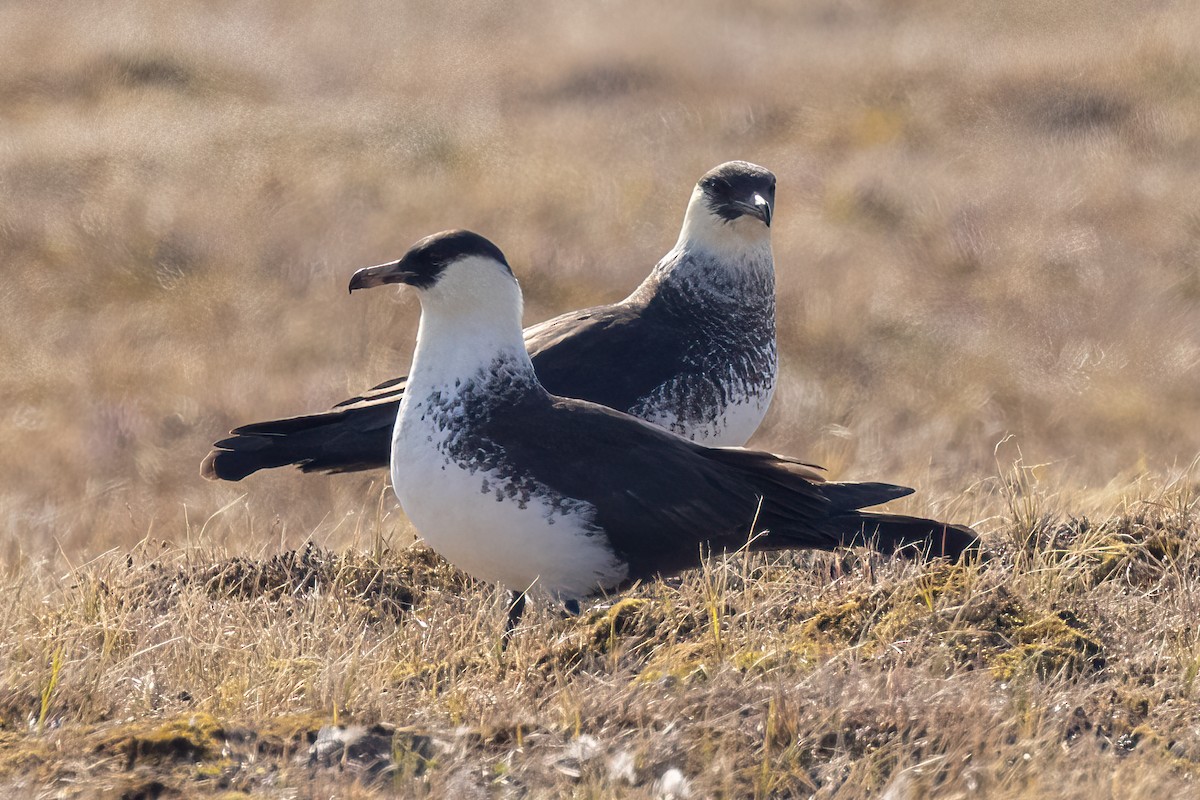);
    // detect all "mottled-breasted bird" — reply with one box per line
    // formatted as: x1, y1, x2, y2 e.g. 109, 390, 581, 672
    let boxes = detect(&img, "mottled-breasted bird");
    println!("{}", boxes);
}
348, 230, 978, 630
203, 161, 778, 481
